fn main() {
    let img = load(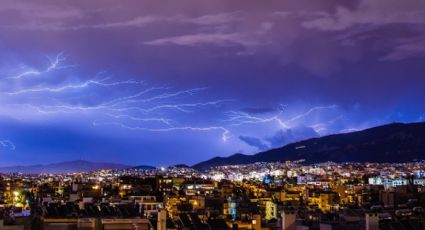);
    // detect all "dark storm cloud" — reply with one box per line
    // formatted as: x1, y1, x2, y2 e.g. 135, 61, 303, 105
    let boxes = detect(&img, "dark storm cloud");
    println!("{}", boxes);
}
0, 0, 425, 166
266, 126, 320, 148
239, 136, 269, 151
